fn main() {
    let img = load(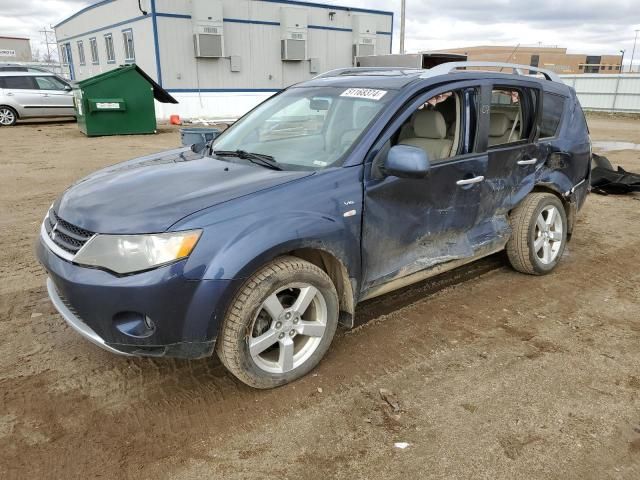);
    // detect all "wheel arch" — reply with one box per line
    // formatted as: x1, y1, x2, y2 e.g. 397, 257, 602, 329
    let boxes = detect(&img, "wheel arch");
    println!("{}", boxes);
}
529, 184, 576, 236
286, 247, 356, 328
0, 104, 19, 120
